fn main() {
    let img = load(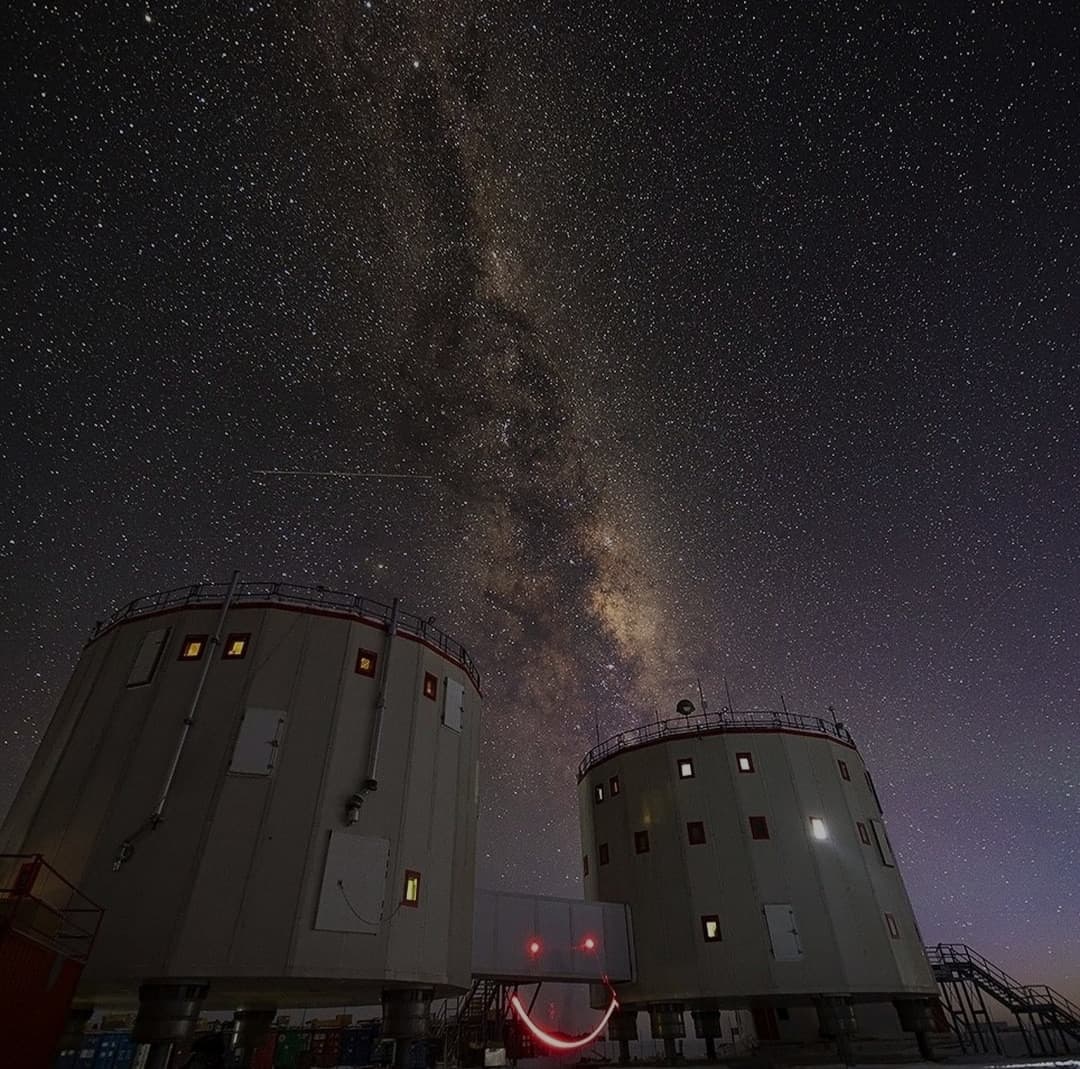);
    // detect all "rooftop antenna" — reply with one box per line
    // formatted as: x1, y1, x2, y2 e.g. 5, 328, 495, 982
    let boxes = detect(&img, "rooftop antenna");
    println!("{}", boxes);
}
779, 693, 789, 714
828, 704, 838, 728
695, 678, 708, 718
723, 677, 734, 716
